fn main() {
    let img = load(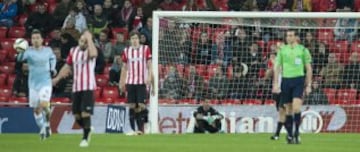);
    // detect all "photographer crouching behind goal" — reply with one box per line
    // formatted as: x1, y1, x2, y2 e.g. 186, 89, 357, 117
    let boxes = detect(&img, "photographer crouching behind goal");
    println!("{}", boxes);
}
193, 100, 224, 133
